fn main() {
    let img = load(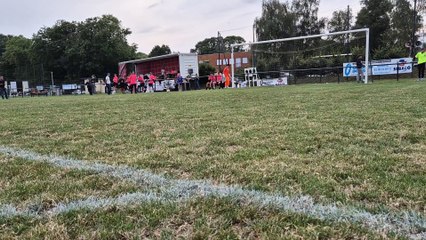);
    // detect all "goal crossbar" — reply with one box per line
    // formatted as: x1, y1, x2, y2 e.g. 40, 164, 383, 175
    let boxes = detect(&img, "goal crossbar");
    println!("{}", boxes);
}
230, 28, 370, 86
